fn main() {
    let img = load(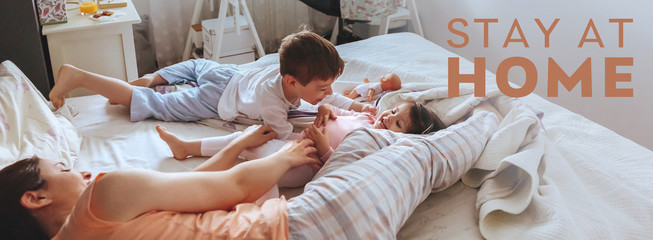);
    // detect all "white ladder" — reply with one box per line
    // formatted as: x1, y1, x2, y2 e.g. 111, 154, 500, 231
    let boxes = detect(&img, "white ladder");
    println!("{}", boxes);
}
182, 0, 265, 62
